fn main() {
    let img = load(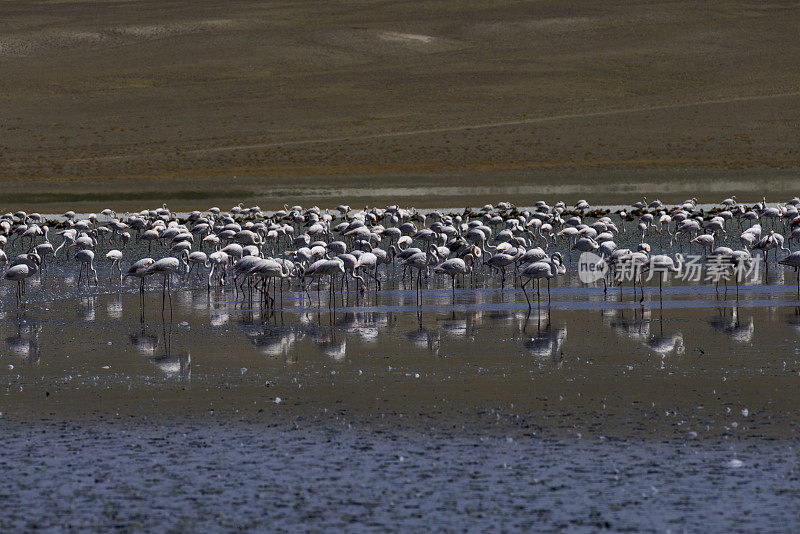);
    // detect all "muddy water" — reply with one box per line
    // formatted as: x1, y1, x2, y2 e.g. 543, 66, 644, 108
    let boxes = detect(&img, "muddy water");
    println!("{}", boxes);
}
3, 169, 799, 213
3, 266, 800, 529
4, 286, 800, 438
